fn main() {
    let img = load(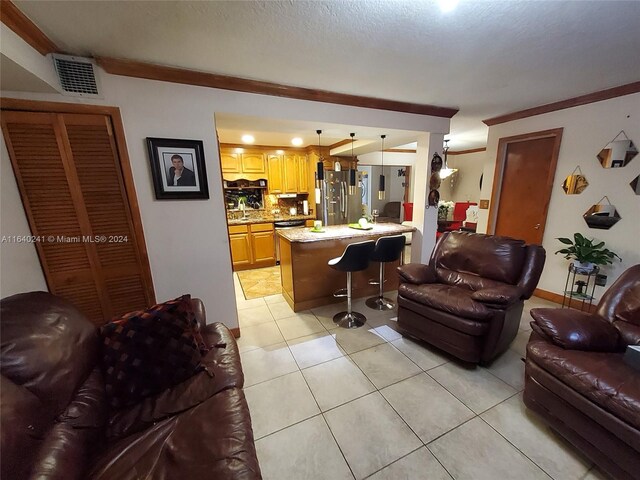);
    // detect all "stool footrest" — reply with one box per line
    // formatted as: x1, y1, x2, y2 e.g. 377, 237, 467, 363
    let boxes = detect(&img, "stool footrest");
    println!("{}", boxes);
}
333, 288, 348, 298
